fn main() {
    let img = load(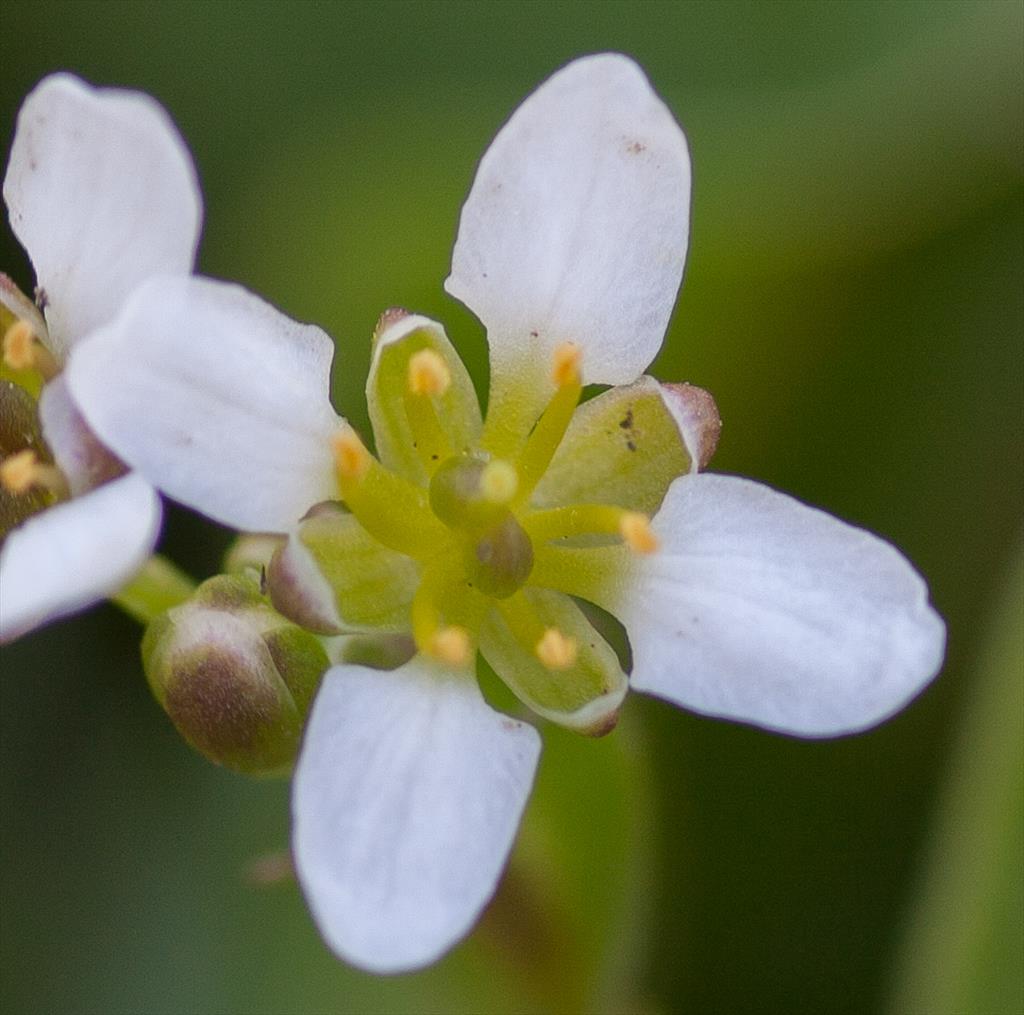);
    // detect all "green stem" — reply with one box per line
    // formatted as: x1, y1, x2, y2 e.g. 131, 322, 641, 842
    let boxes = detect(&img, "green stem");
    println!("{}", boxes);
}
111, 554, 196, 625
